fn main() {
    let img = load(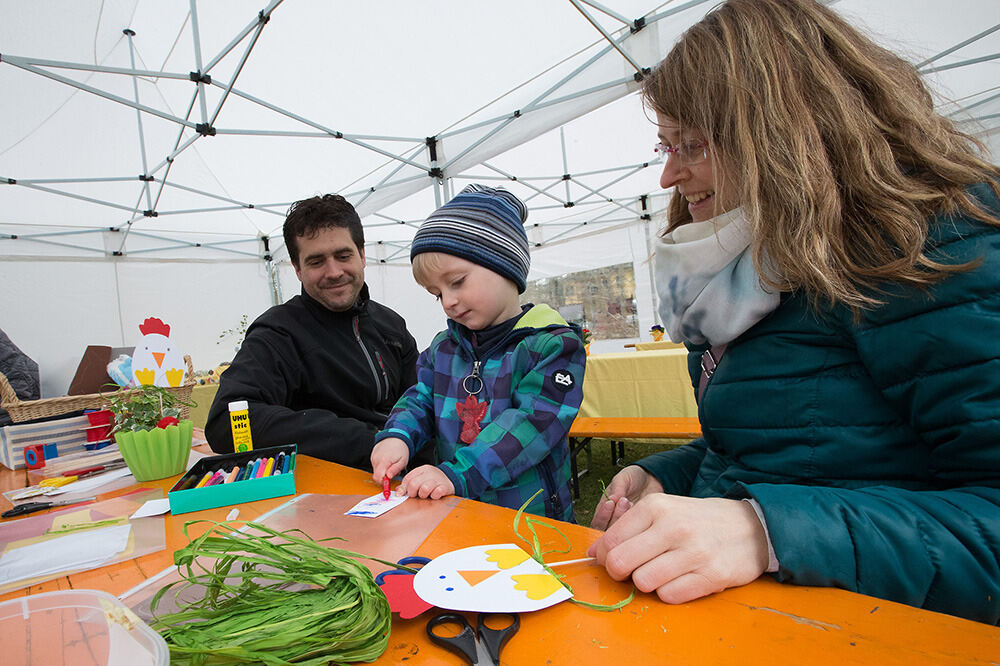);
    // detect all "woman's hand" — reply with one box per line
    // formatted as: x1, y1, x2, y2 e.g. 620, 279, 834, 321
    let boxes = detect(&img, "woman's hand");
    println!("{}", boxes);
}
590, 465, 664, 530
400, 465, 455, 500
587, 494, 769, 604
371, 437, 409, 482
